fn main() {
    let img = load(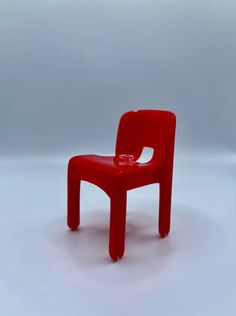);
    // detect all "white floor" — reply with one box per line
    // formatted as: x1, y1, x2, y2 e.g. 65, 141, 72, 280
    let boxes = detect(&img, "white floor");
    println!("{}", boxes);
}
0, 154, 236, 316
